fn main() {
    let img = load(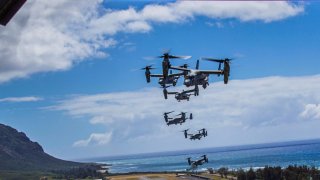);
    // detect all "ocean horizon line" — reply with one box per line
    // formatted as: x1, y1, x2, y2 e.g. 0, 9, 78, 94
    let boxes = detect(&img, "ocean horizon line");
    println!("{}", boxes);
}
79, 138, 320, 162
